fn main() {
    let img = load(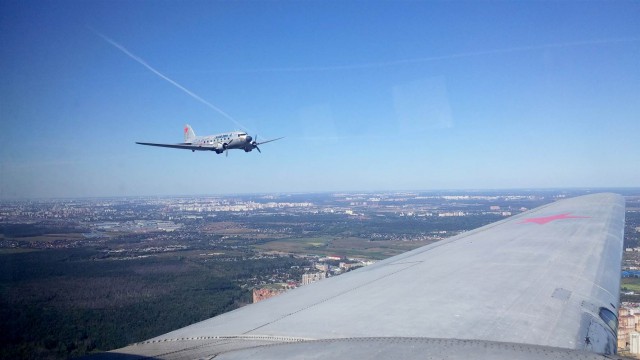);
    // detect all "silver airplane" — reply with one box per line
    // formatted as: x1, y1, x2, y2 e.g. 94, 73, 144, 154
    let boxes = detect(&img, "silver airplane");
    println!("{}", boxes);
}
136, 124, 283, 156
91, 193, 626, 359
